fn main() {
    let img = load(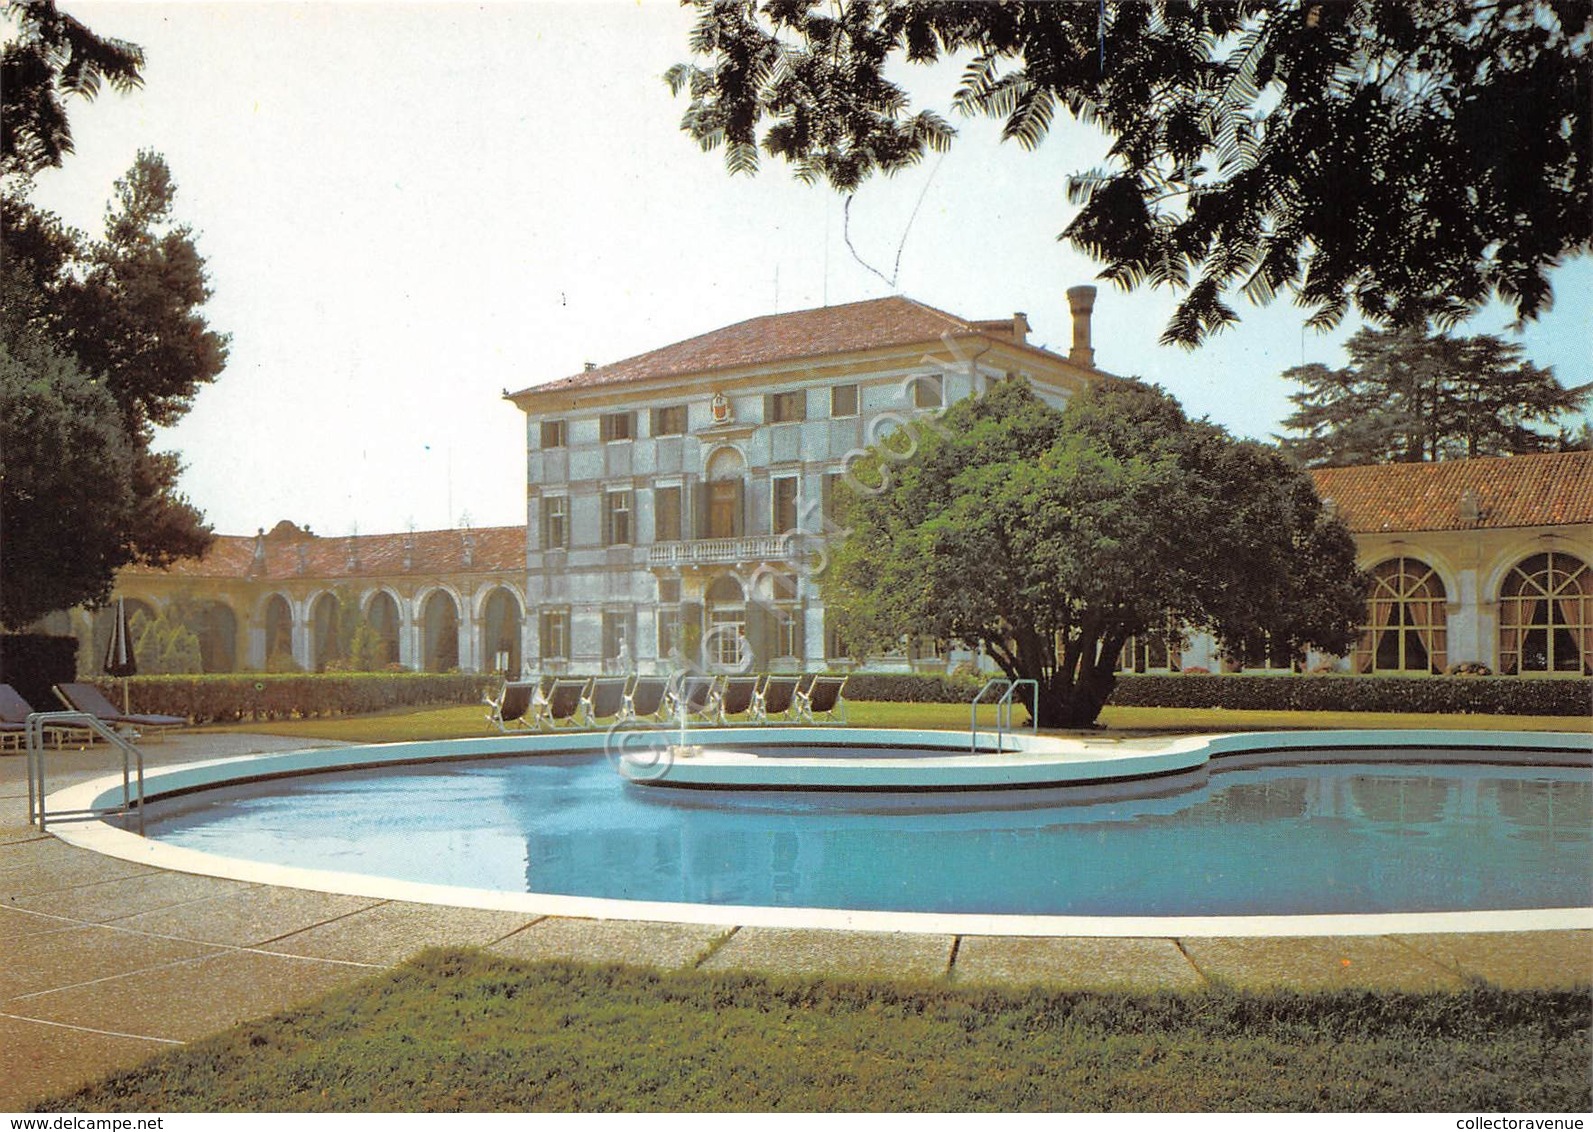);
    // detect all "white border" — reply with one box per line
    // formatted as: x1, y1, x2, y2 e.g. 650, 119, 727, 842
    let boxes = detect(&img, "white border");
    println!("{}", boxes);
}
39, 727, 1593, 938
